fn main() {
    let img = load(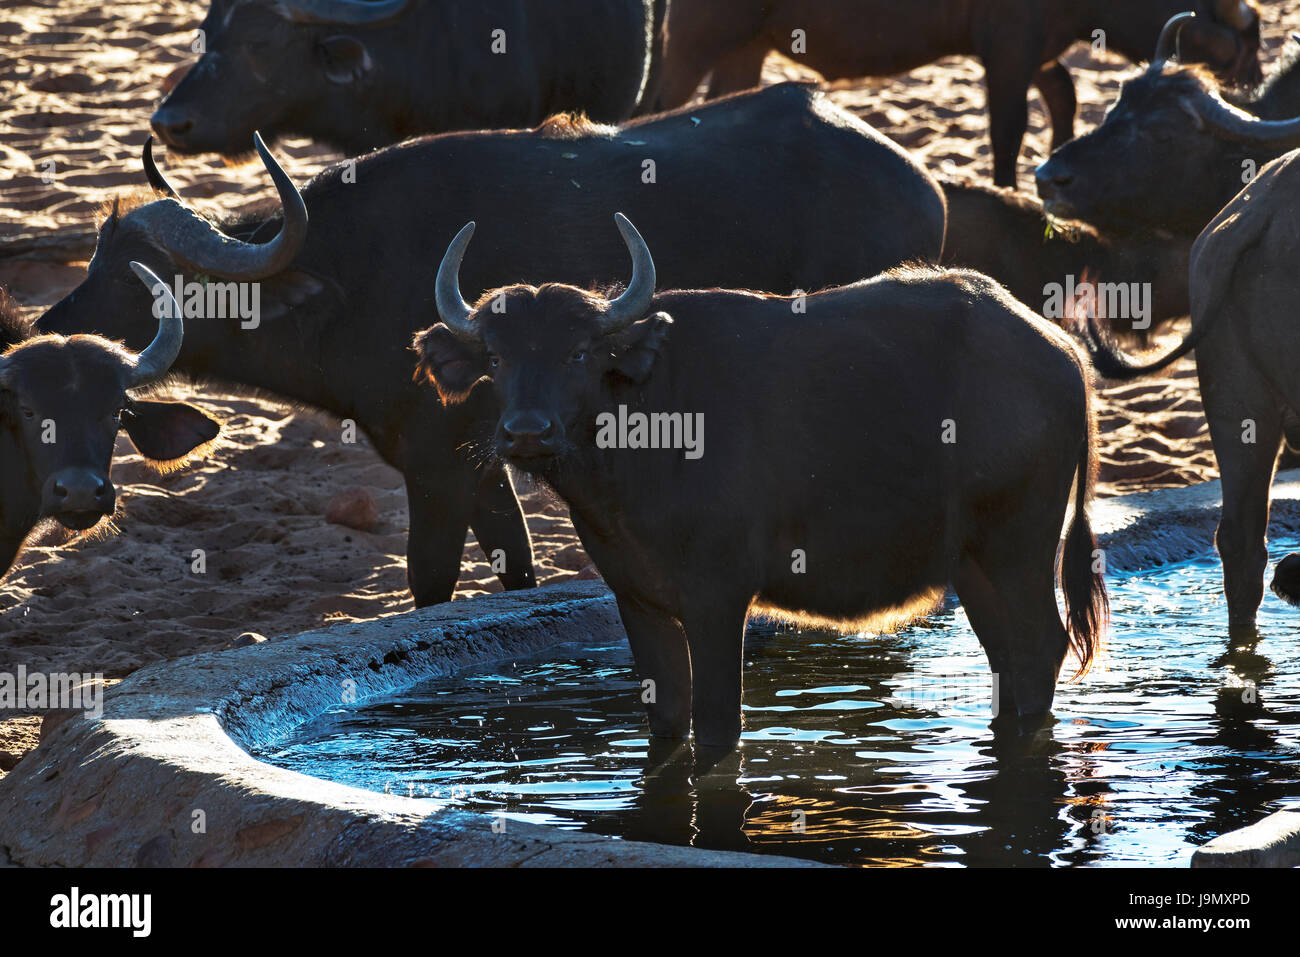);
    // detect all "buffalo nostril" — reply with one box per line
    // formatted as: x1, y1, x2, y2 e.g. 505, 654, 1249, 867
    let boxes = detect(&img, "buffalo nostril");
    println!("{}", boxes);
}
150, 108, 193, 145
96, 479, 109, 498
52, 482, 68, 500
503, 414, 556, 445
